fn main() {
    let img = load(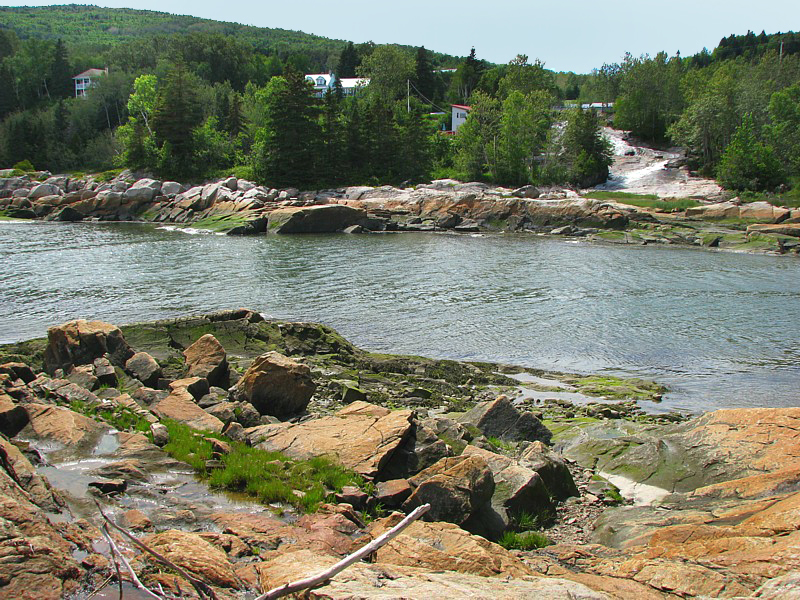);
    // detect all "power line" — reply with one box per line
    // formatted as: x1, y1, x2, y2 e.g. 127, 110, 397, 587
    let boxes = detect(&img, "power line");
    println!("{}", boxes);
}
407, 79, 451, 114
